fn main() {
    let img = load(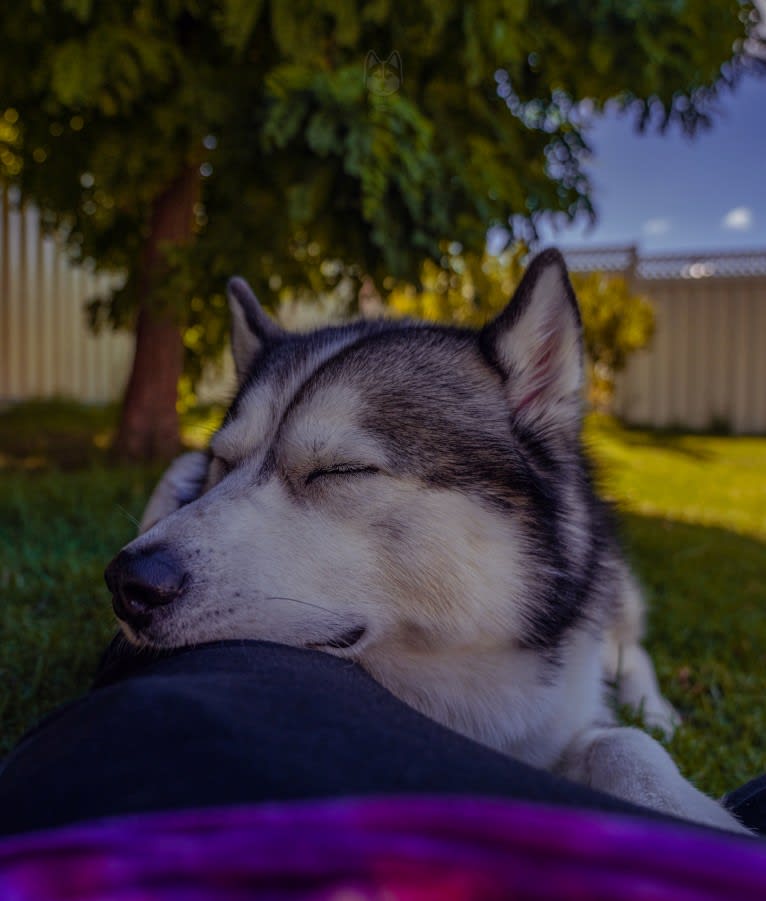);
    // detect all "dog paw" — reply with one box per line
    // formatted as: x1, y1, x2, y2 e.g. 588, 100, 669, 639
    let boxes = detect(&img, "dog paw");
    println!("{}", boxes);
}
562, 726, 751, 834
641, 695, 683, 739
